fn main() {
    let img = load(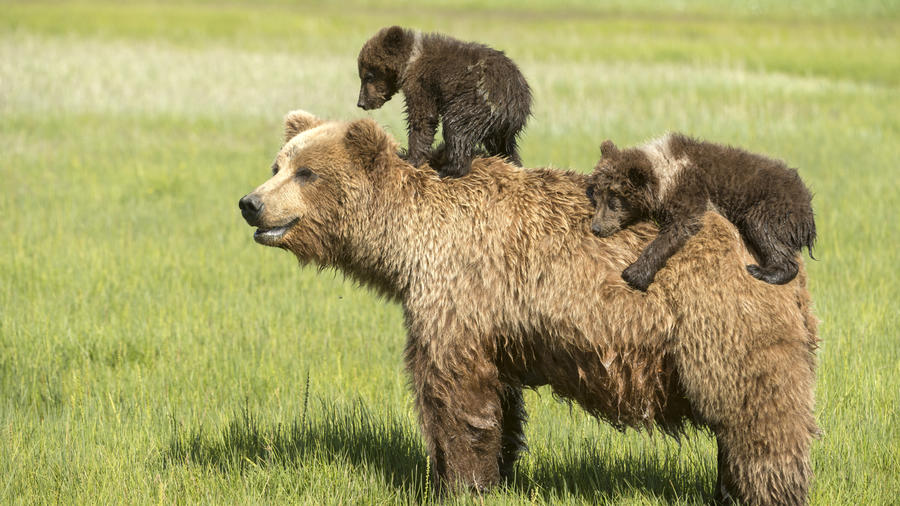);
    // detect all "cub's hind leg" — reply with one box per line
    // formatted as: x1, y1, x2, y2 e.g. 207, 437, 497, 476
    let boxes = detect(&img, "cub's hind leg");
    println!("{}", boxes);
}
746, 258, 798, 285
484, 128, 523, 167
741, 210, 800, 285
441, 111, 491, 178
